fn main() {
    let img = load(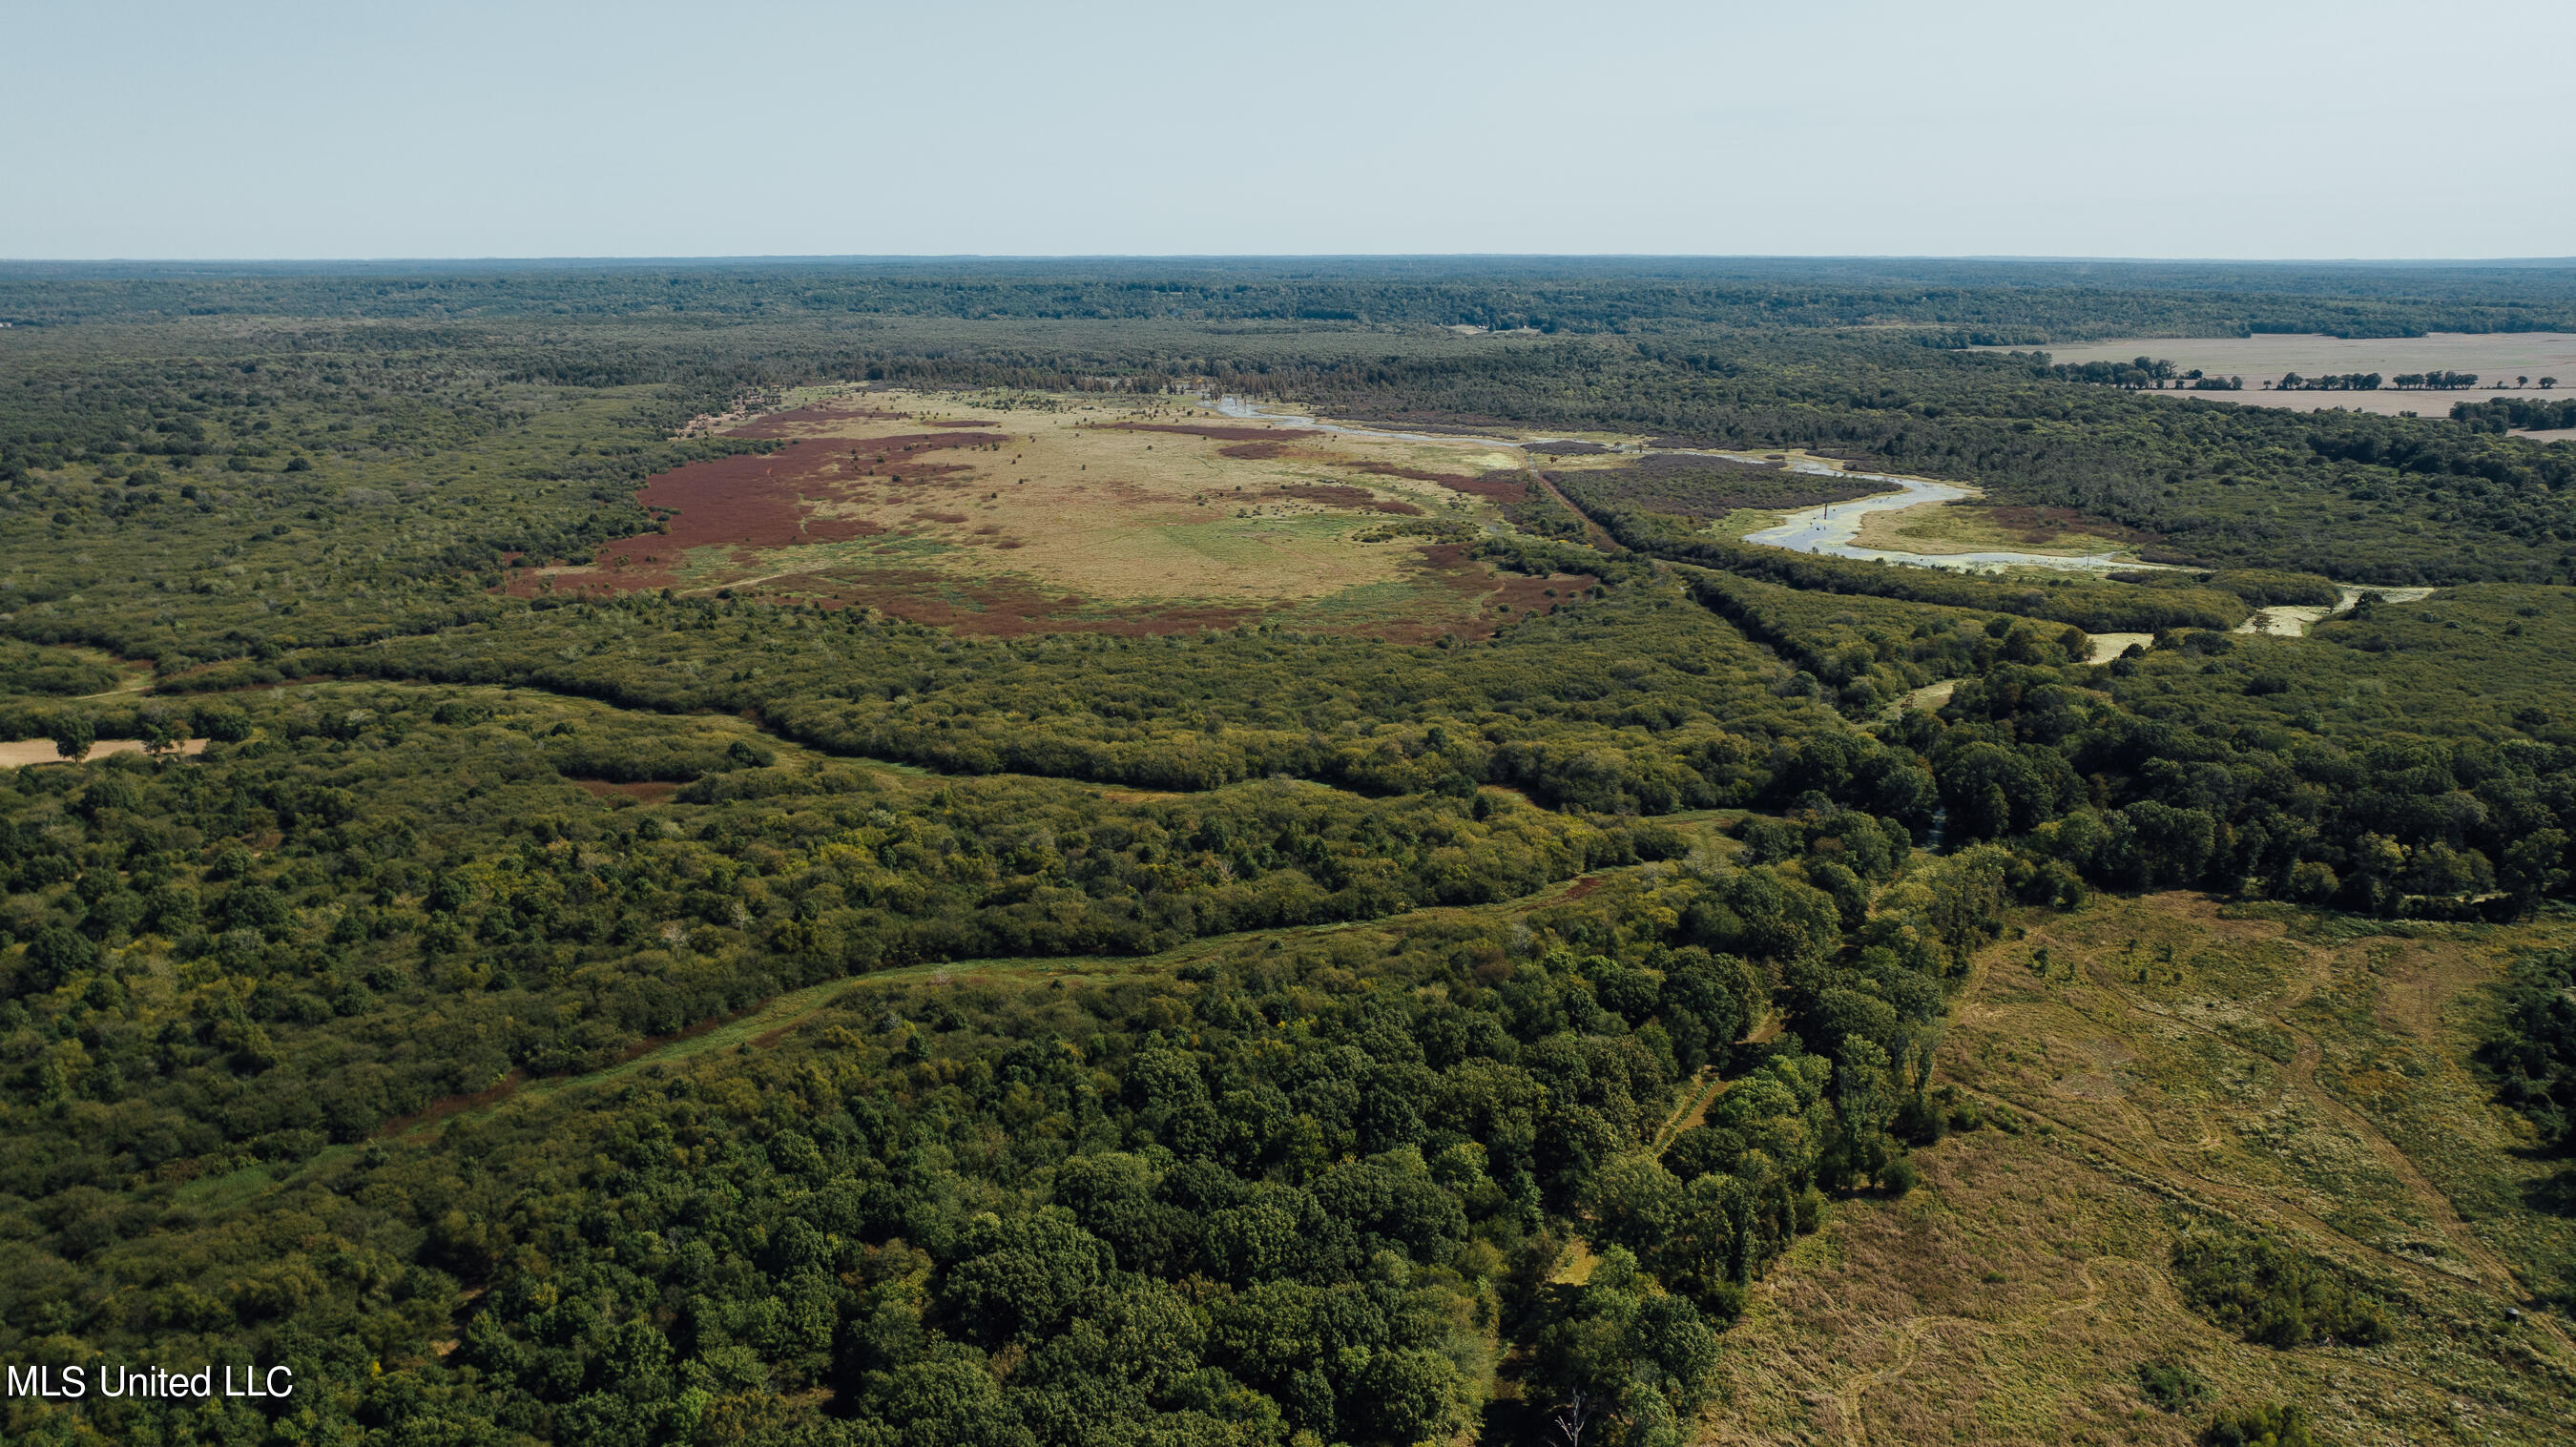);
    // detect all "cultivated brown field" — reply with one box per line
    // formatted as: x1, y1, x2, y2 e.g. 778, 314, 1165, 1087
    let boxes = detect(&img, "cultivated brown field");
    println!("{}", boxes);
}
2008, 333, 2576, 421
